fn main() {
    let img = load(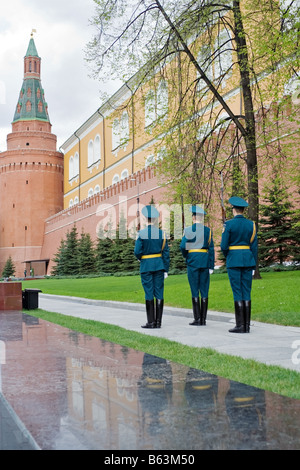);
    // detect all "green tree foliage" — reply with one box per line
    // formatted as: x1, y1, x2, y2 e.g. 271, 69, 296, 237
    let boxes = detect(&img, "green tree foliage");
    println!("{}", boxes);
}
258, 176, 300, 267
2, 256, 16, 278
52, 225, 97, 276
51, 239, 67, 276
78, 230, 96, 274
